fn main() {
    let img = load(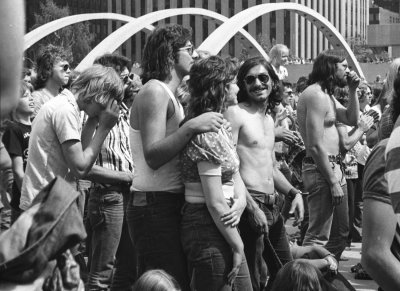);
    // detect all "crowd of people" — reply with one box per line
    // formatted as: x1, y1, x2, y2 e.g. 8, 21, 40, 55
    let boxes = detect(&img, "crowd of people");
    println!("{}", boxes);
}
0, 21, 400, 291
